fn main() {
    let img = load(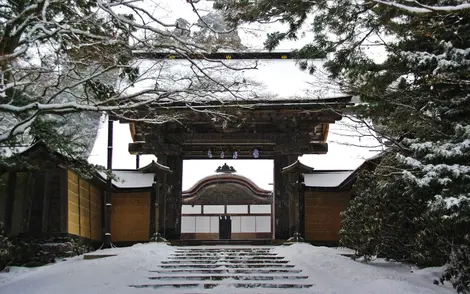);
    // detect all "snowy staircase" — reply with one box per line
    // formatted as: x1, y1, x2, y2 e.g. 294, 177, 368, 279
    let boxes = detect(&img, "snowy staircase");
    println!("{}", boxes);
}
129, 246, 313, 291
